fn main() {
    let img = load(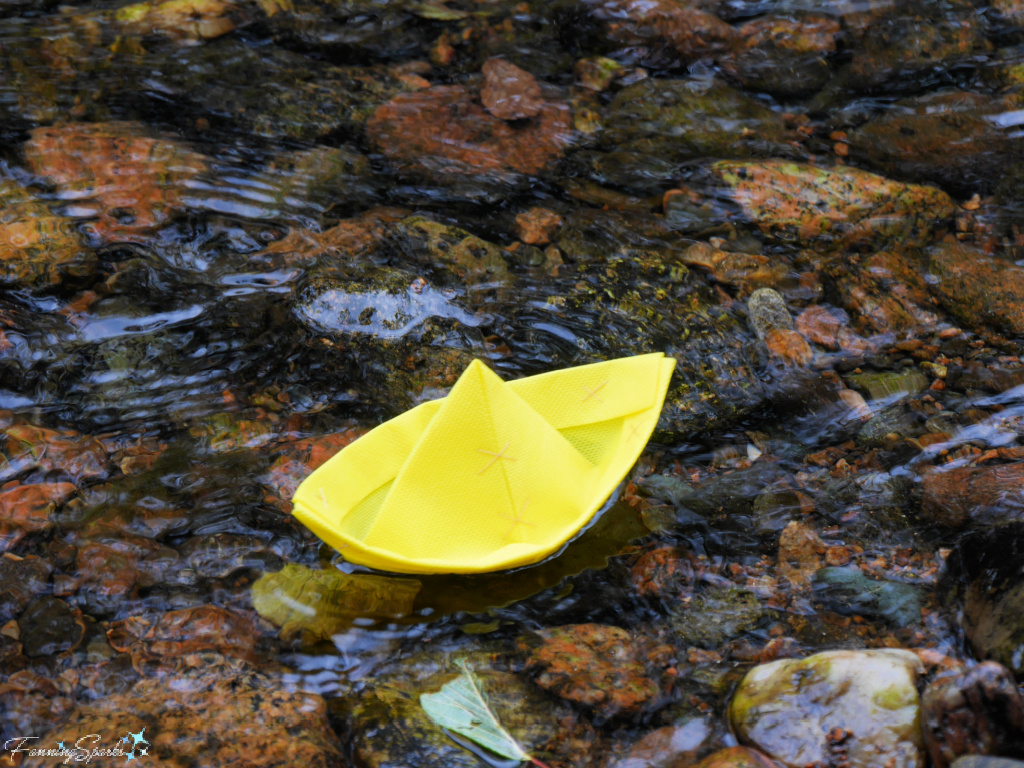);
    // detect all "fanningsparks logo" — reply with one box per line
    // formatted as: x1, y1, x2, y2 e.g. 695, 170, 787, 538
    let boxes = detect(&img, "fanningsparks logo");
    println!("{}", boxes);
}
4, 729, 150, 765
